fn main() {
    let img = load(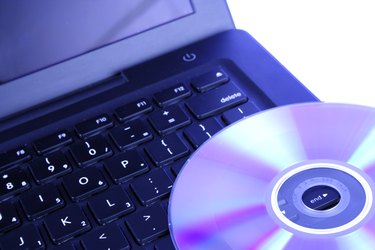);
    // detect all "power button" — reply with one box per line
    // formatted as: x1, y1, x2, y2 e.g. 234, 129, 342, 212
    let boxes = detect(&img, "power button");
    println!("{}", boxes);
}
182, 53, 197, 62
